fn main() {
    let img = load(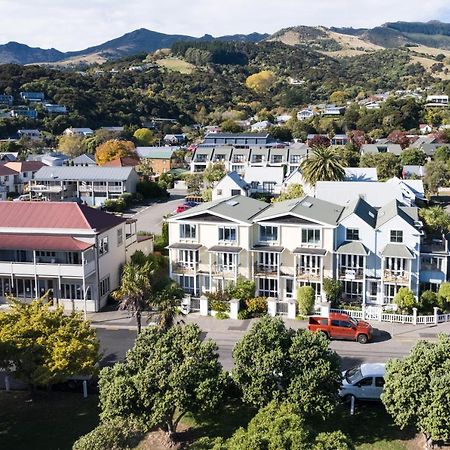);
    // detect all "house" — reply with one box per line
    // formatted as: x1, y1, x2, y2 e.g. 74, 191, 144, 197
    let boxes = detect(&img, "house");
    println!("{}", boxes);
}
28, 152, 70, 167
63, 128, 94, 137
30, 166, 139, 206
0, 201, 140, 311
69, 154, 97, 167
425, 95, 449, 108
419, 124, 433, 134
168, 195, 446, 305
103, 156, 140, 168
315, 178, 425, 208
10, 108, 37, 119
200, 132, 273, 148
18, 129, 41, 140
0, 94, 13, 107
4, 161, 46, 194
360, 144, 402, 156
44, 104, 67, 114
402, 165, 425, 179
297, 108, 316, 121
212, 172, 248, 201
251, 121, 271, 132
164, 134, 185, 145
244, 166, 285, 195
344, 167, 378, 181
331, 134, 349, 146
276, 114, 292, 124
136, 147, 177, 175
287, 143, 309, 174
0, 165, 19, 200
20, 92, 45, 102
323, 105, 346, 116
0, 152, 18, 162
